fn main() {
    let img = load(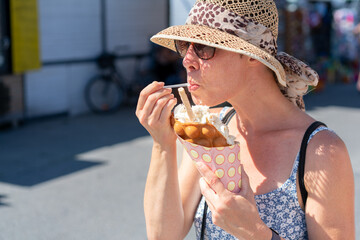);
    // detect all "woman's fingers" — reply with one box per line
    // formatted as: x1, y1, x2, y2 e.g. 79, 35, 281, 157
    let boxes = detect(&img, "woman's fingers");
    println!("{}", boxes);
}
199, 177, 217, 209
159, 97, 177, 123
149, 94, 175, 124
135, 81, 179, 144
196, 162, 225, 195
136, 81, 165, 113
139, 88, 172, 124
